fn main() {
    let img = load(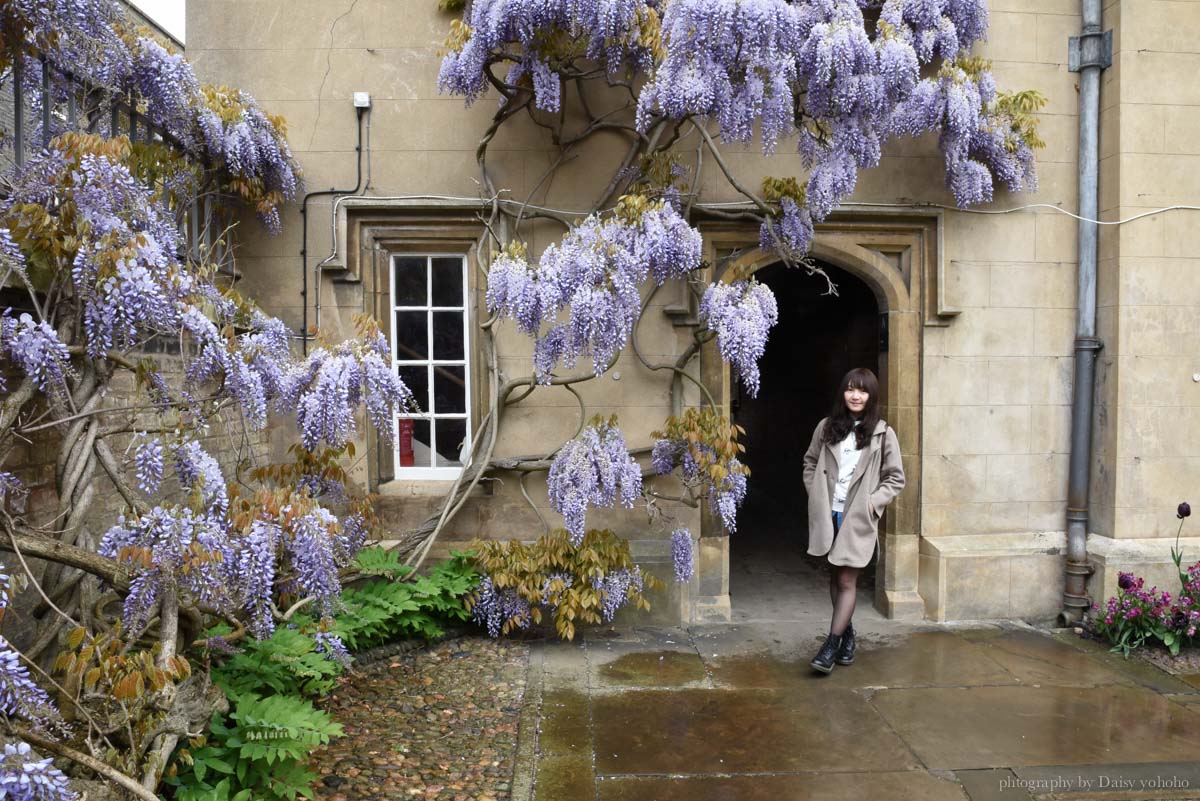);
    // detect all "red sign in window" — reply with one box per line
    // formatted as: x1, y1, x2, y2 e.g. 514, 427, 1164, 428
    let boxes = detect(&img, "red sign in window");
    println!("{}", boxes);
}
398, 418, 414, 467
